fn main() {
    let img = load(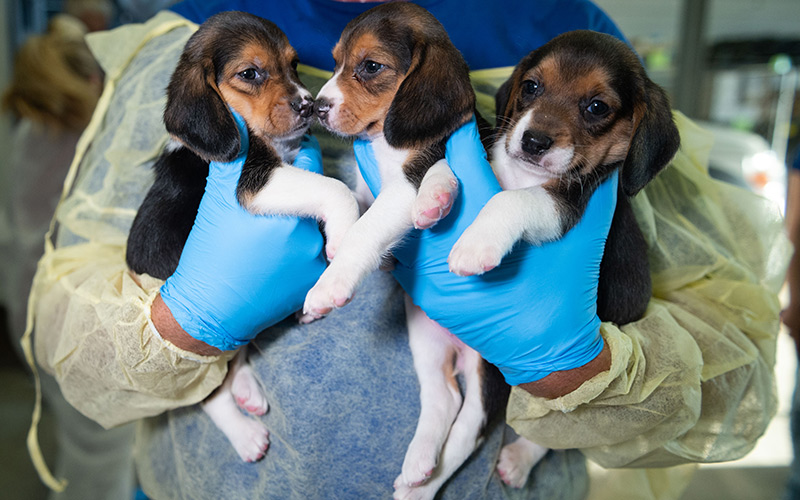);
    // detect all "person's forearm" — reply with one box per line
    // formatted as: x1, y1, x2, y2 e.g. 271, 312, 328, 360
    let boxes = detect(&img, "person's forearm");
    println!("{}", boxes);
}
518, 342, 611, 398
151, 293, 224, 357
